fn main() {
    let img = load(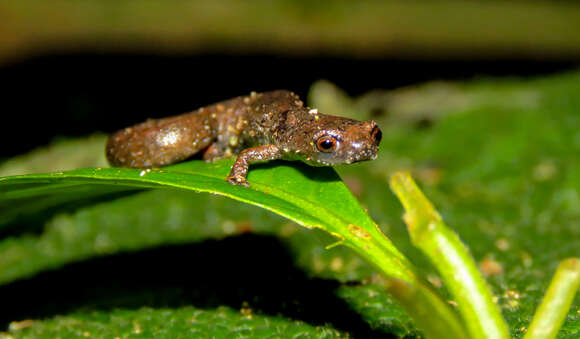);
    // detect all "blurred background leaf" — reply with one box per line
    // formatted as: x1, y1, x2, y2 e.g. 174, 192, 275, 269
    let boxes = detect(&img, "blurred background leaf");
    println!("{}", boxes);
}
2, 0, 580, 63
